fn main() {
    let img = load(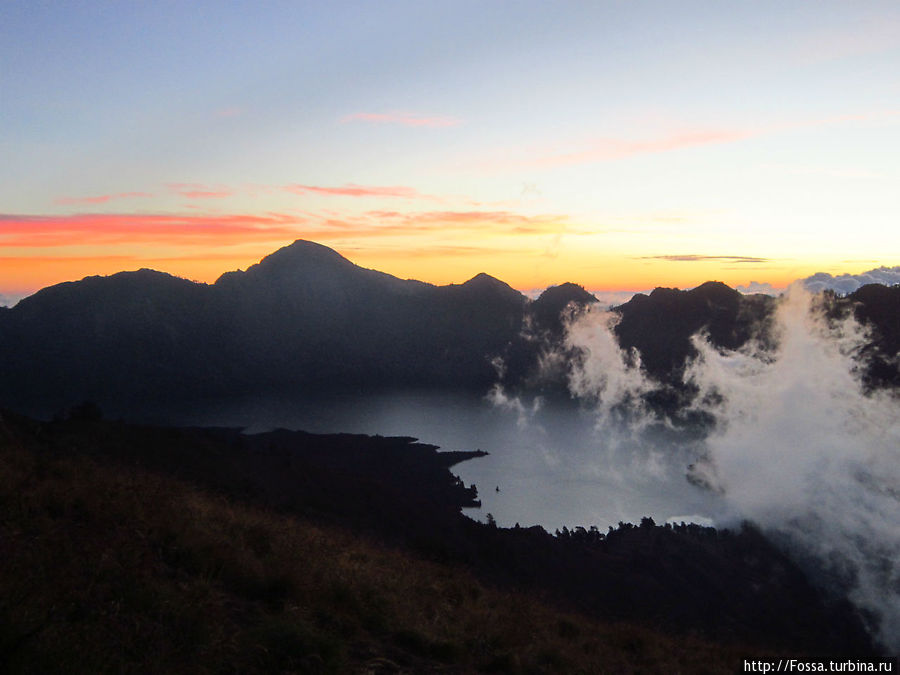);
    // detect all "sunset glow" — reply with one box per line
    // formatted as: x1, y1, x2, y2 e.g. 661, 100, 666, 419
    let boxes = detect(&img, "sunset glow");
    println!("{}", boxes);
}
2, 2, 898, 303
